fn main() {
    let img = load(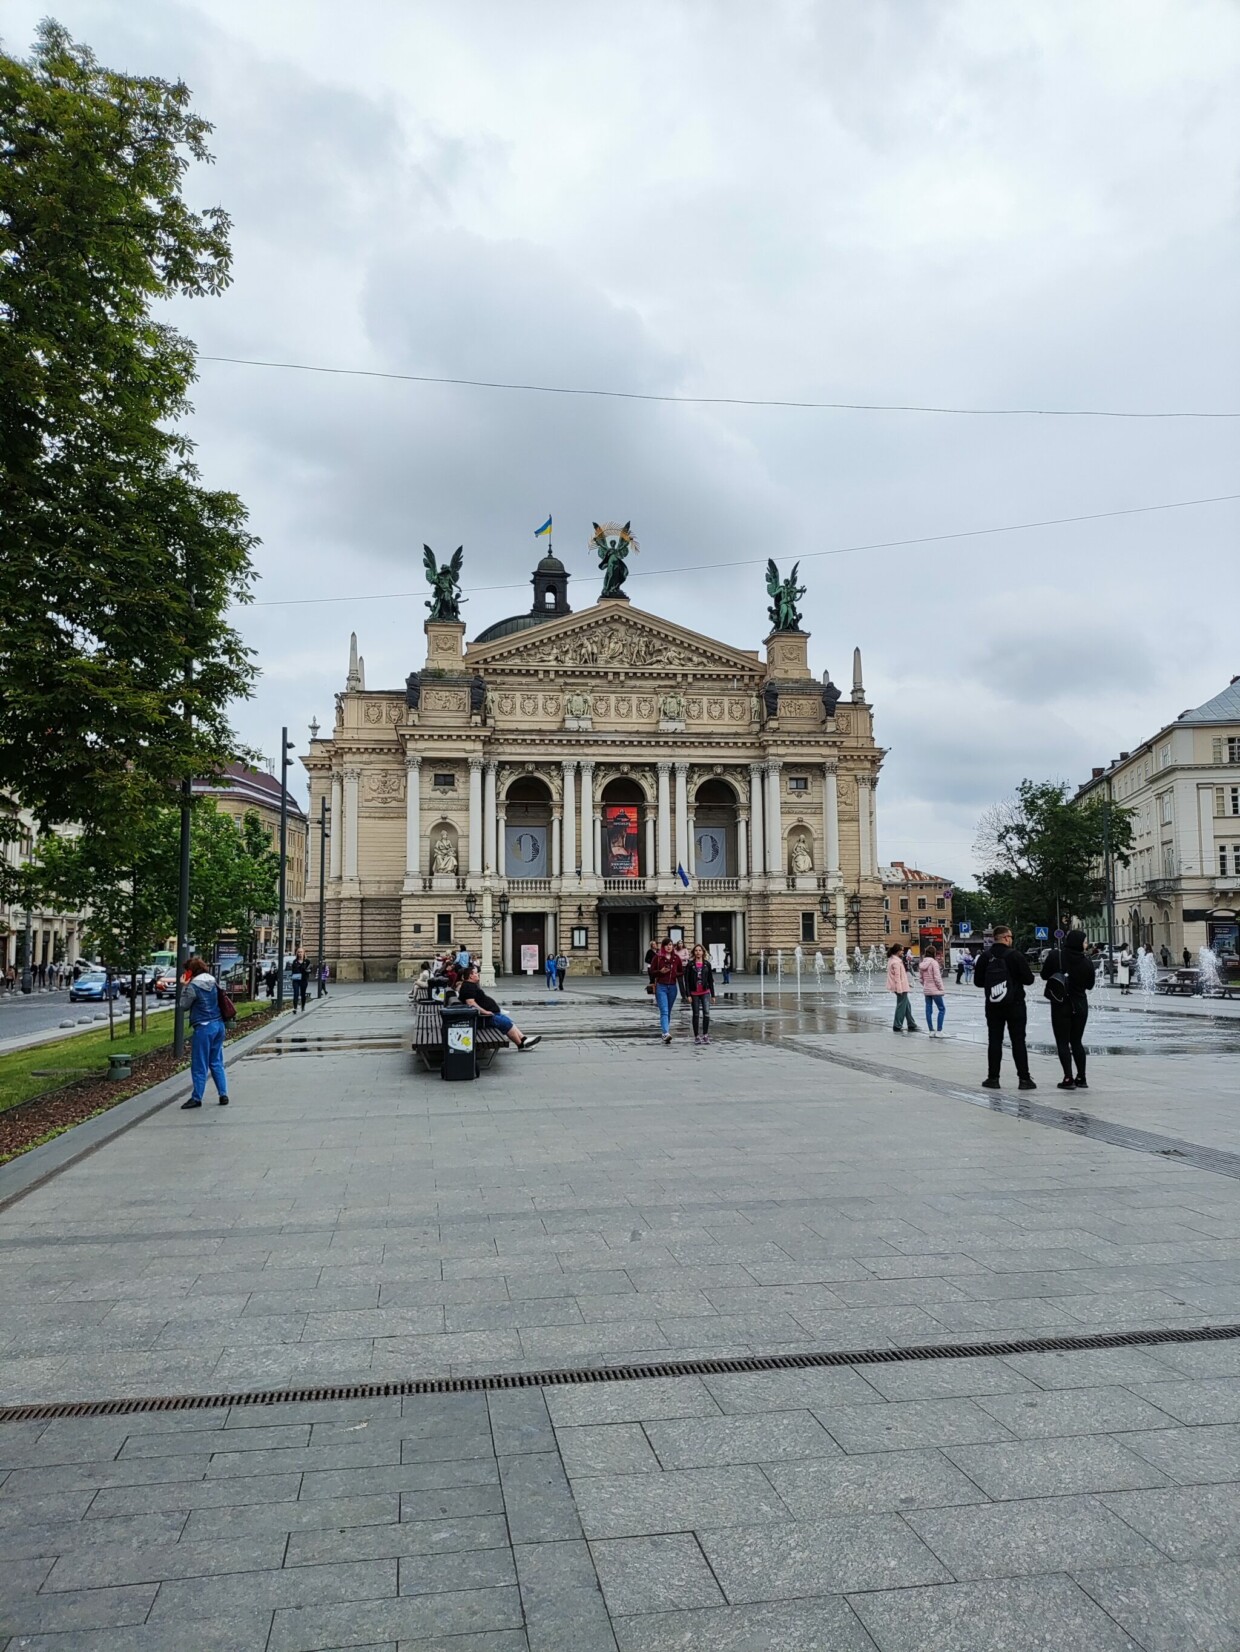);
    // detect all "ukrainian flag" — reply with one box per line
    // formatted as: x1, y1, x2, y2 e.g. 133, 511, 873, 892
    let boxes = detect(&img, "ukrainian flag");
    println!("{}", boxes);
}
535, 516, 552, 538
